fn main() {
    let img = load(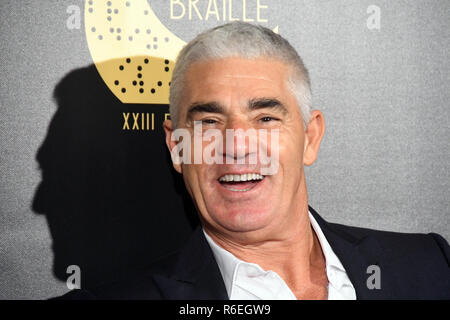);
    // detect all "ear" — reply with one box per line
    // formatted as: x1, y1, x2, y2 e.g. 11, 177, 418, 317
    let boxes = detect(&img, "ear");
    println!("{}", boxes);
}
163, 119, 183, 174
303, 110, 325, 166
